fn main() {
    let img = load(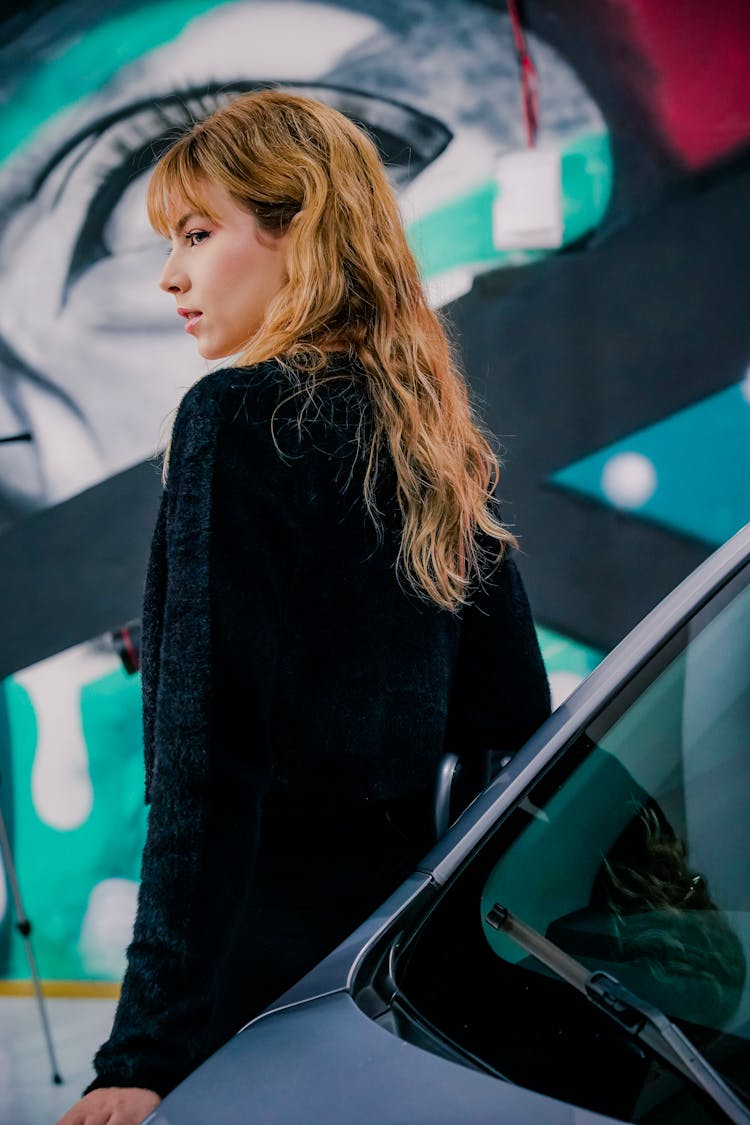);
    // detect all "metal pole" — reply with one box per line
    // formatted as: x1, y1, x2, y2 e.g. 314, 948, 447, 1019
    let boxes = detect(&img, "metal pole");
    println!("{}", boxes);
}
0, 802, 63, 1083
